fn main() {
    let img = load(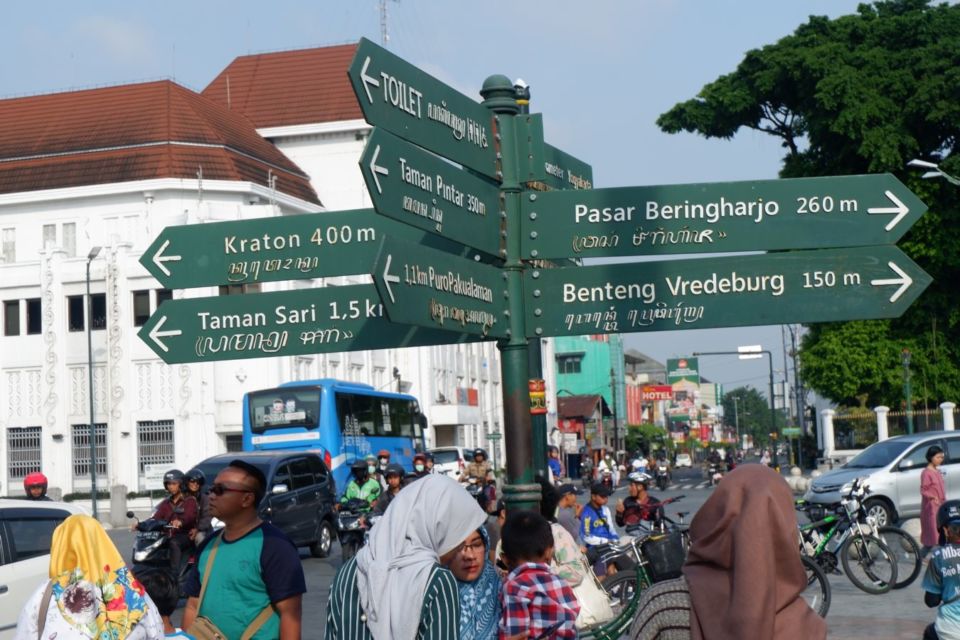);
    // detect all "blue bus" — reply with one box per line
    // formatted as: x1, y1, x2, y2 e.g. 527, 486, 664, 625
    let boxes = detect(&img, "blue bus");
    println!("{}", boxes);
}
242, 379, 425, 491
